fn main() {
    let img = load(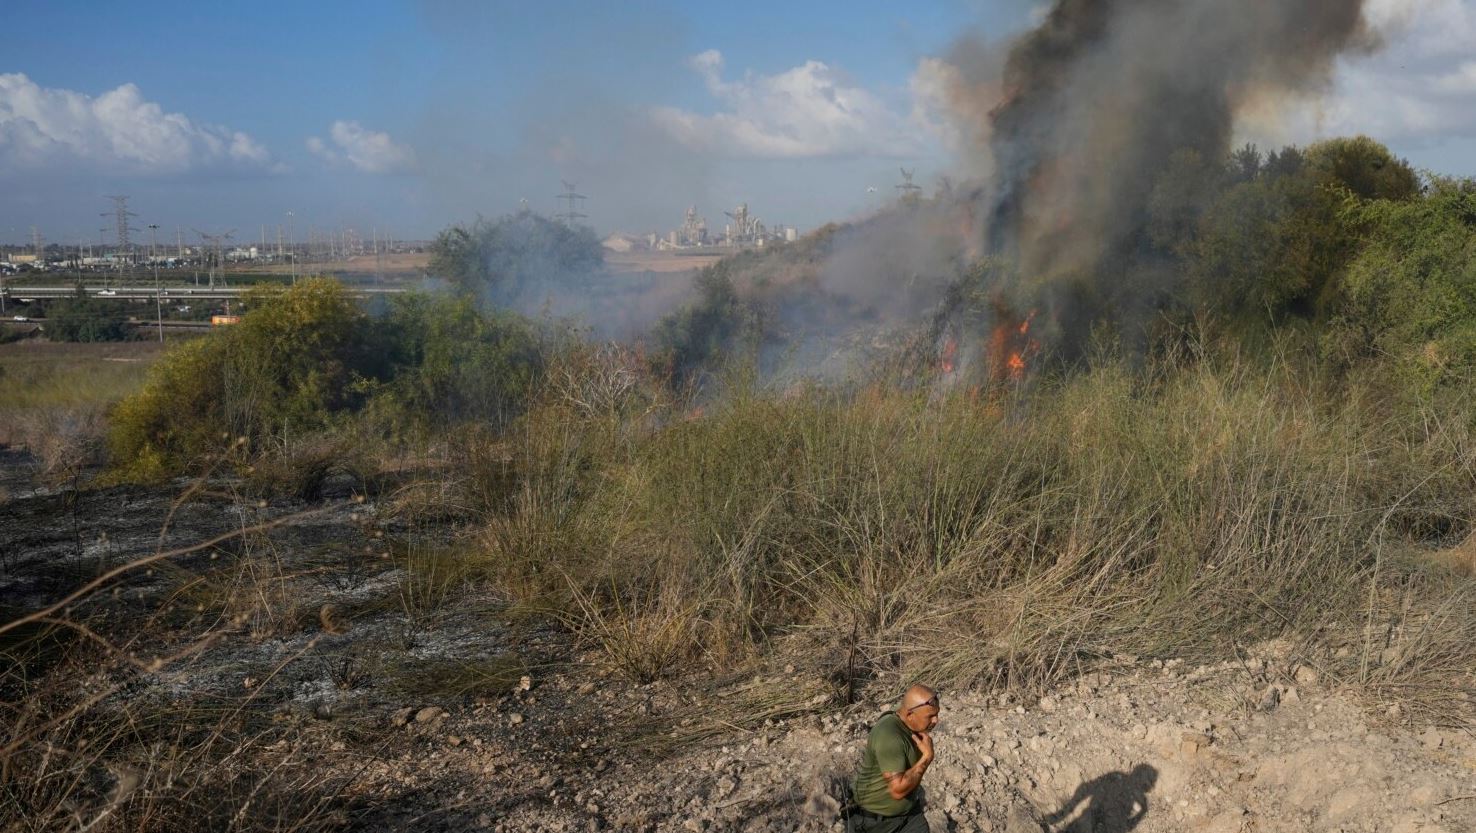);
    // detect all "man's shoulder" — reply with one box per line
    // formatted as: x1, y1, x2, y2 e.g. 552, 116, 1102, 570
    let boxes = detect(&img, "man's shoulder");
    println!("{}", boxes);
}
868, 712, 906, 742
